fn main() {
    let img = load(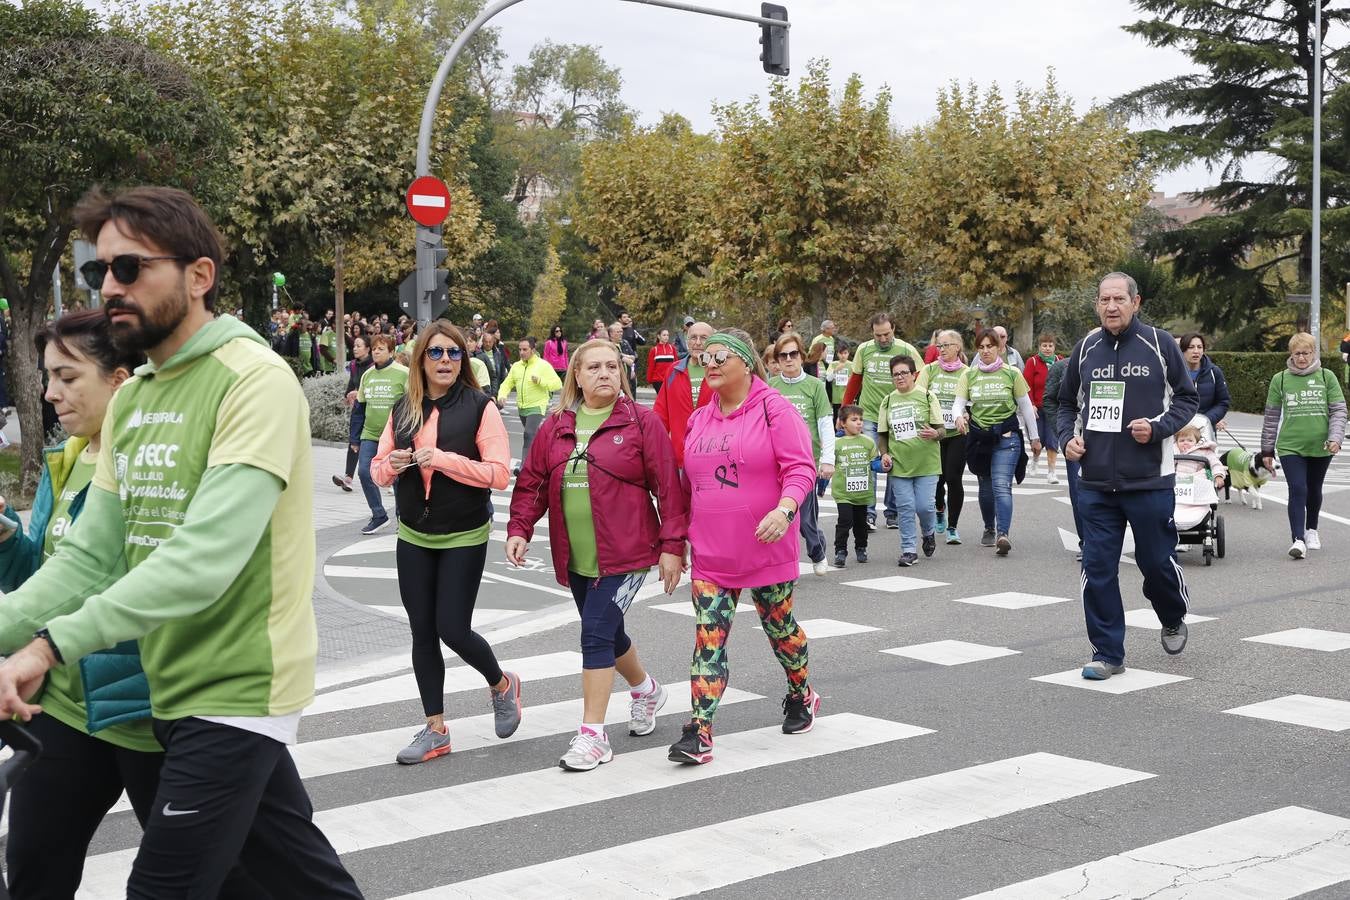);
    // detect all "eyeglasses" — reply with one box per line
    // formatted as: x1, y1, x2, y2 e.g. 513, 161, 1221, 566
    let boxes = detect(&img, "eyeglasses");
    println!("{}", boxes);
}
937, 342, 959, 349
79, 254, 191, 289
776, 349, 801, 361
699, 350, 735, 367
425, 346, 464, 361
892, 370, 914, 379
